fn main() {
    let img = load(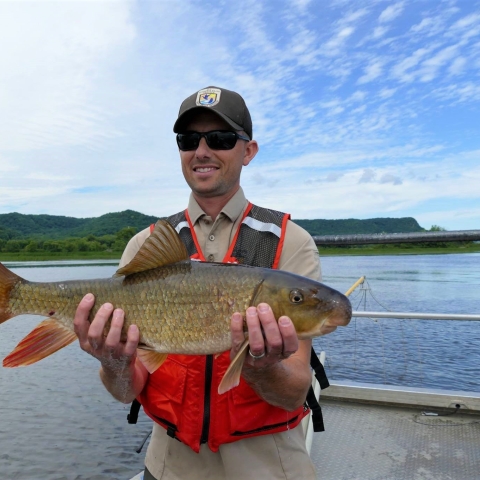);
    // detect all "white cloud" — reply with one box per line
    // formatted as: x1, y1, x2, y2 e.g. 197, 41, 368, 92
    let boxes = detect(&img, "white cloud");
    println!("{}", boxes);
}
322, 26, 355, 56
418, 44, 460, 82
372, 25, 389, 39
391, 46, 435, 82
449, 13, 480, 32
448, 57, 467, 75
0, 1, 136, 152
380, 174, 402, 185
378, 88, 397, 99
359, 168, 376, 183
379, 2, 405, 23
358, 60, 383, 84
